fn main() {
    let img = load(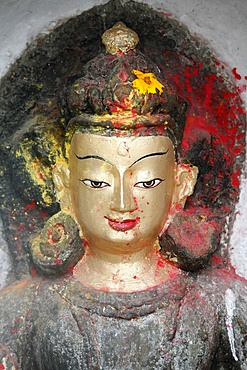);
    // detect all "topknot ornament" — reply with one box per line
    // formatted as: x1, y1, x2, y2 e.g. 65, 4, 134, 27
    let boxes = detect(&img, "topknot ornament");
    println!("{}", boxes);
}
102, 22, 139, 54
65, 22, 187, 152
